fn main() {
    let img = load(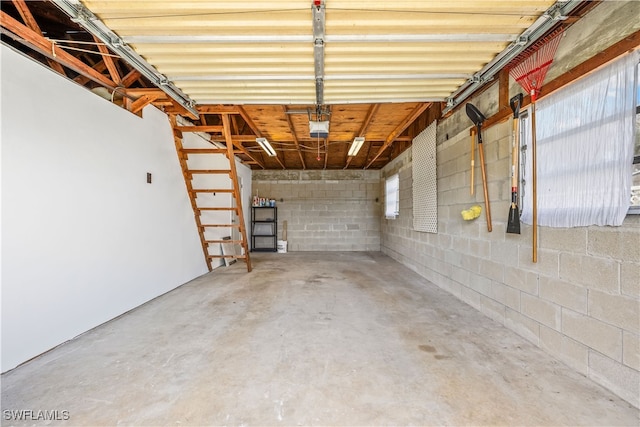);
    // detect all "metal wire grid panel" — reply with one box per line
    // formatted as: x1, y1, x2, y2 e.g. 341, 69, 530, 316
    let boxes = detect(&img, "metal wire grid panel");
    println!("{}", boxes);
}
412, 121, 438, 233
